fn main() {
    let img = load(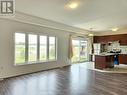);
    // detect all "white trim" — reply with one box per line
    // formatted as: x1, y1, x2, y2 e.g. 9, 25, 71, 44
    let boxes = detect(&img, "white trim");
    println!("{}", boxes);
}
55, 37, 58, 60
3, 12, 89, 35
37, 35, 40, 61
14, 60, 57, 66
25, 33, 28, 63
47, 35, 49, 60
